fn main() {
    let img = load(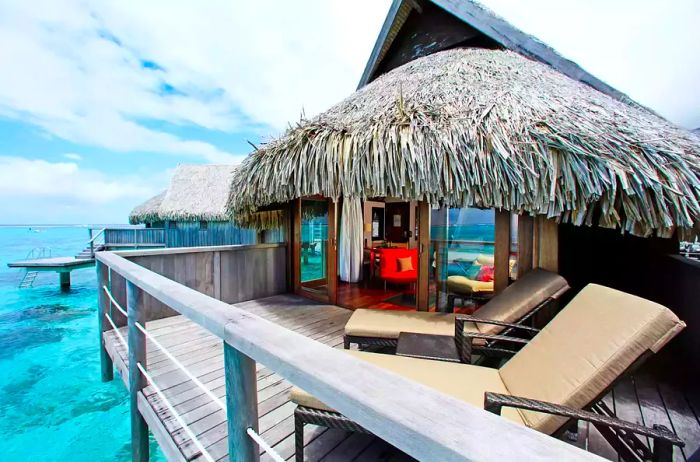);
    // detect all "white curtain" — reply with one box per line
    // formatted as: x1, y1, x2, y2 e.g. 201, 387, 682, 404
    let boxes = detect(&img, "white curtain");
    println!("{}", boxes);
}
339, 197, 363, 283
